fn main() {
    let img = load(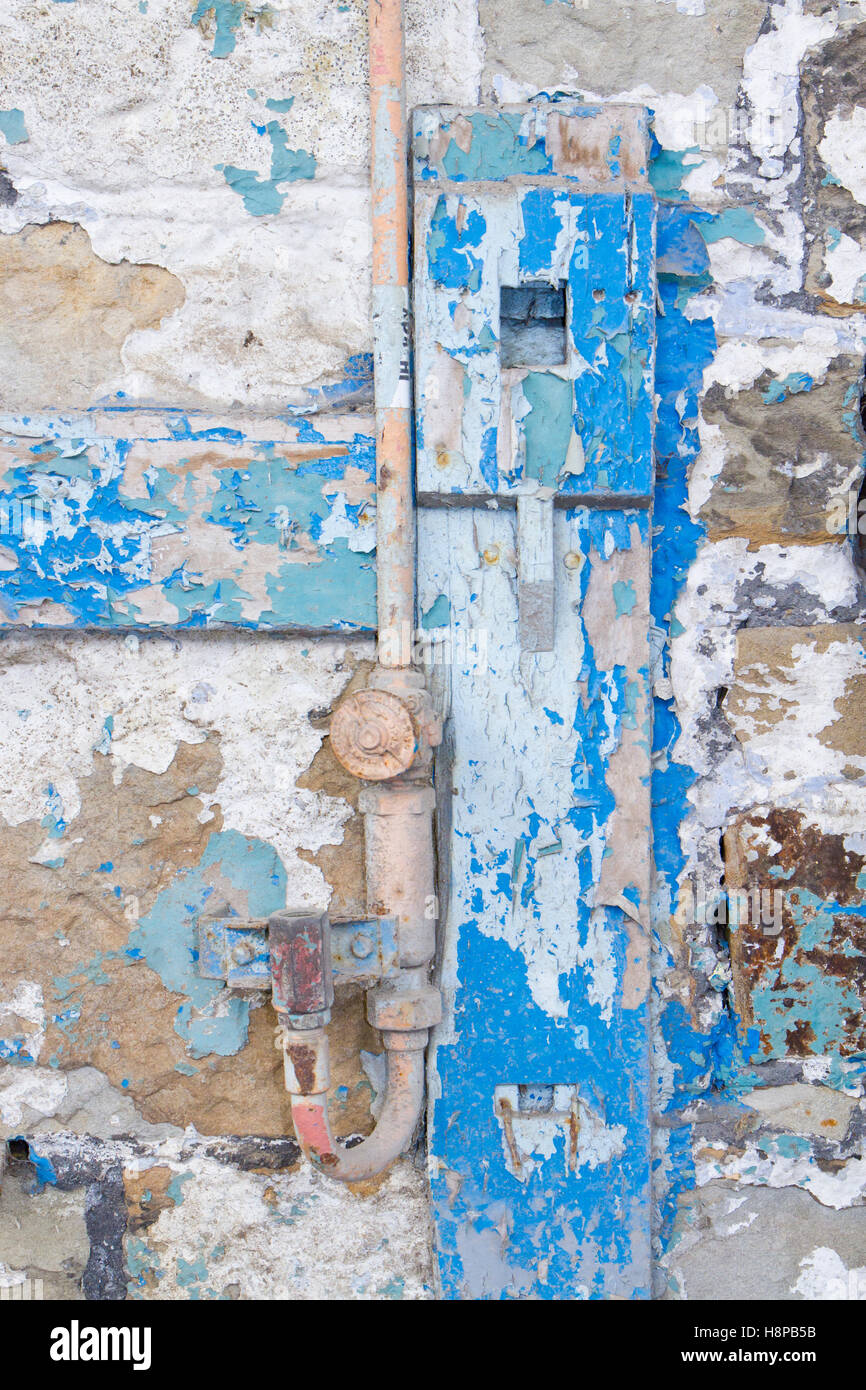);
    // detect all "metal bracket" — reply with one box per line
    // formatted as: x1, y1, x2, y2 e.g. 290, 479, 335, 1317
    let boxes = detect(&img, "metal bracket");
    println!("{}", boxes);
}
197, 913, 401, 991
517, 494, 555, 653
